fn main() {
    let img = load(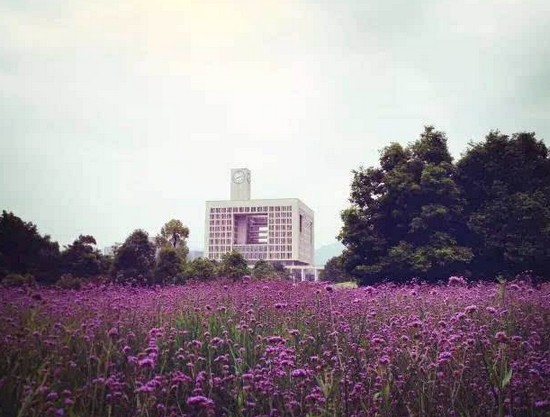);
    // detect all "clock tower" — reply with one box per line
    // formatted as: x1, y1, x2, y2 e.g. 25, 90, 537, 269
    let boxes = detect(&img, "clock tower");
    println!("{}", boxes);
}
230, 168, 251, 200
